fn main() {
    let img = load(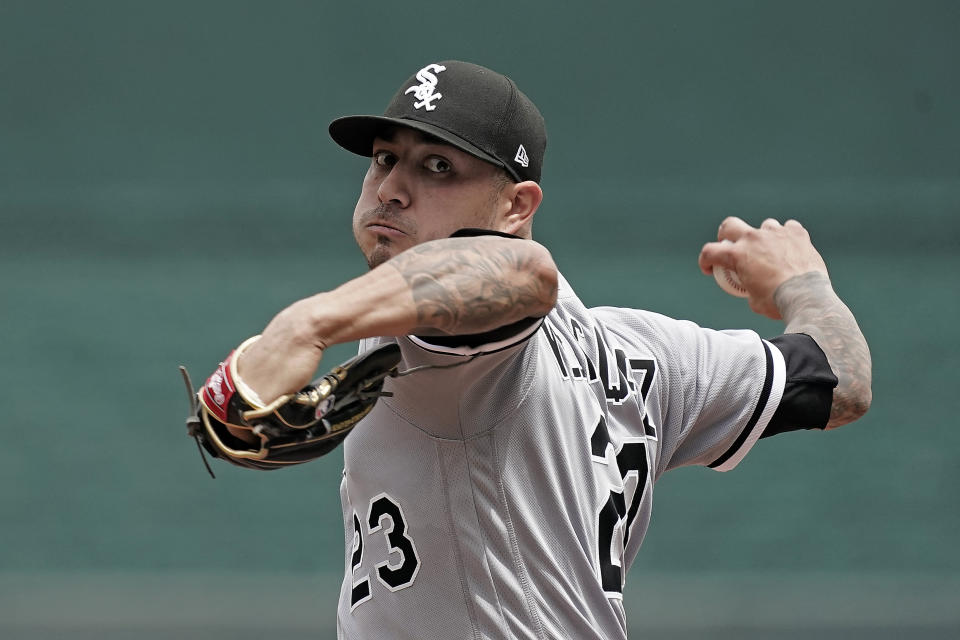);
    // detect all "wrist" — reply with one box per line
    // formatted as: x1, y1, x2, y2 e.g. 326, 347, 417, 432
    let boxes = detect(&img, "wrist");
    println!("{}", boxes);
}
774, 271, 835, 326
301, 291, 348, 348
313, 266, 418, 344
